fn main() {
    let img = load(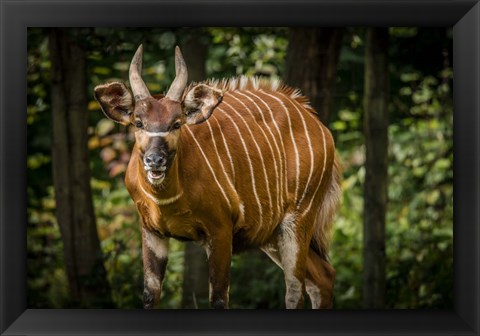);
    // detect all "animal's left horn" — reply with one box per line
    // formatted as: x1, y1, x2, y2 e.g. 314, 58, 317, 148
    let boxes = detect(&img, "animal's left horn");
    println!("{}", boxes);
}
129, 44, 151, 101
166, 46, 188, 102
